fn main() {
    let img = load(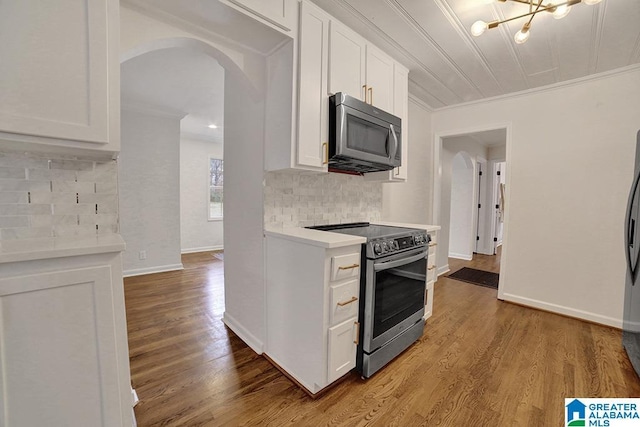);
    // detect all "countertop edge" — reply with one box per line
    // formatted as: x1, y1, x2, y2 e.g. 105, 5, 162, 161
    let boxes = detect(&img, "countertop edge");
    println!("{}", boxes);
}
0, 234, 126, 264
264, 227, 367, 248
374, 221, 440, 232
